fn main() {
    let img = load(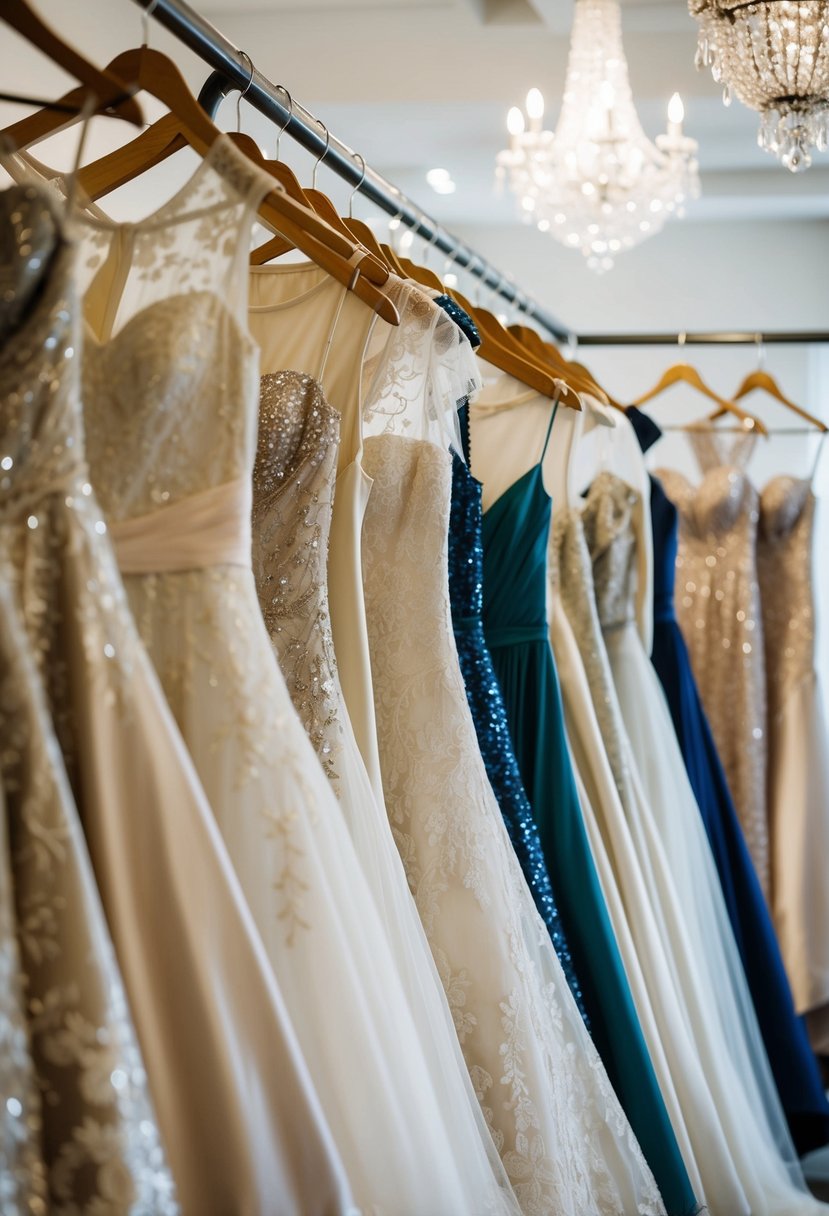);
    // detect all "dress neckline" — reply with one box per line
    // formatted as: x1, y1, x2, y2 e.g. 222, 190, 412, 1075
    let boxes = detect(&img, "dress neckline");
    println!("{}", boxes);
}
482, 462, 549, 519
